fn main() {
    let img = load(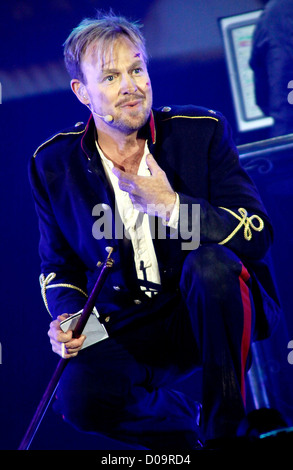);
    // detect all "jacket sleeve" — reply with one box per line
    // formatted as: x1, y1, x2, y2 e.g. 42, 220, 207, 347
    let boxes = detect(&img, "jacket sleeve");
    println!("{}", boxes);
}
177, 112, 273, 260
29, 155, 89, 320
